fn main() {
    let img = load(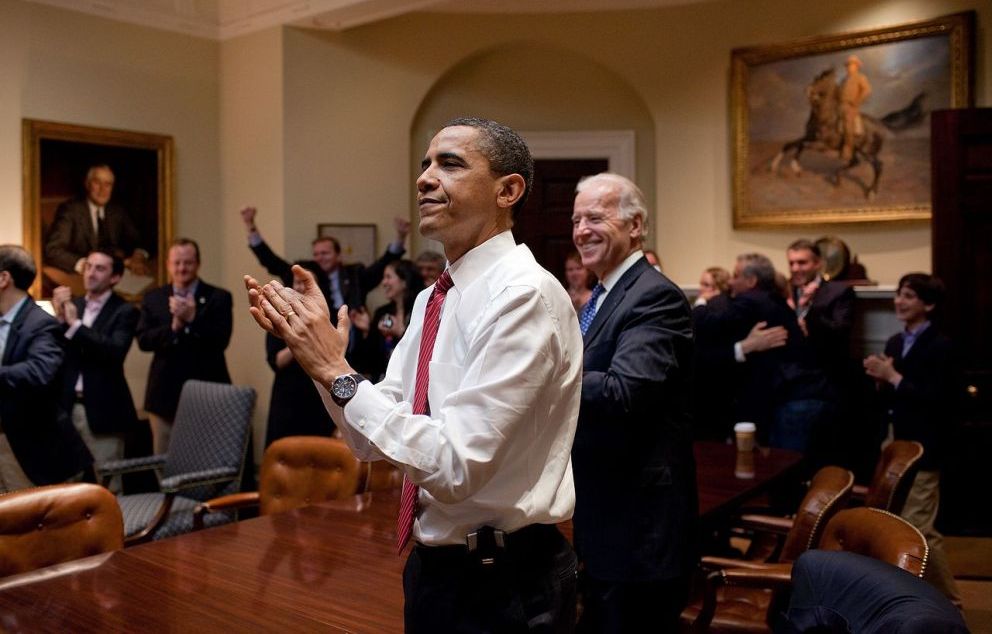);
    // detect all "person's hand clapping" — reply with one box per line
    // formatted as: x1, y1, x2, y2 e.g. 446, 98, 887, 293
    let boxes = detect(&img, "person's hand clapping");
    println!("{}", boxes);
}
245, 264, 353, 386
